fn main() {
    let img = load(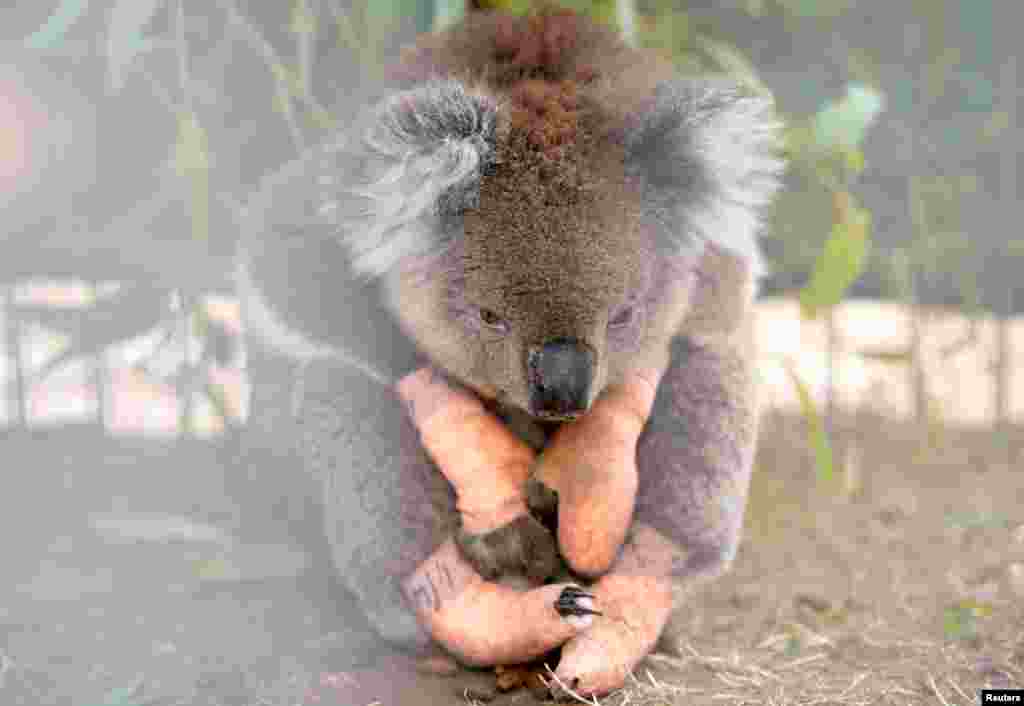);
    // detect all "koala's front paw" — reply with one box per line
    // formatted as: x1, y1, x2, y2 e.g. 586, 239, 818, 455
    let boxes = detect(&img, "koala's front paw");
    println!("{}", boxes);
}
455, 513, 563, 584
550, 573, 674, 699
